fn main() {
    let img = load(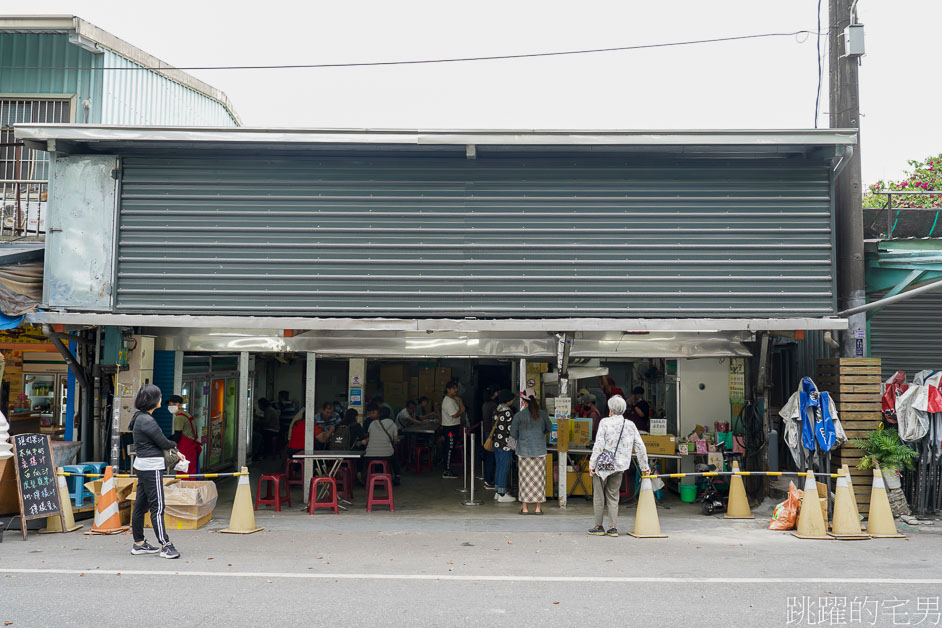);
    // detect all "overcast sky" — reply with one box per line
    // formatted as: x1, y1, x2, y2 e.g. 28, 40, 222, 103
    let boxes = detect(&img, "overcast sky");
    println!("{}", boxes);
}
24, 0, 942, 185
